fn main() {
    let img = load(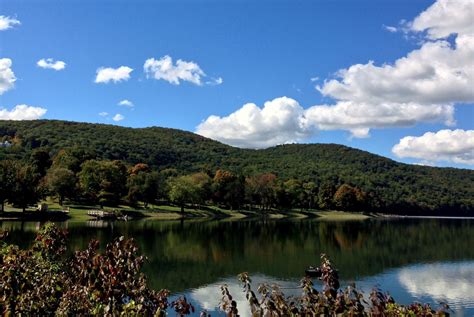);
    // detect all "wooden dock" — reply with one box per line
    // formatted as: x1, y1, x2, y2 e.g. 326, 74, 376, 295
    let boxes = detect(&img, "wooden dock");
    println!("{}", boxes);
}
87, 210, 116, 219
